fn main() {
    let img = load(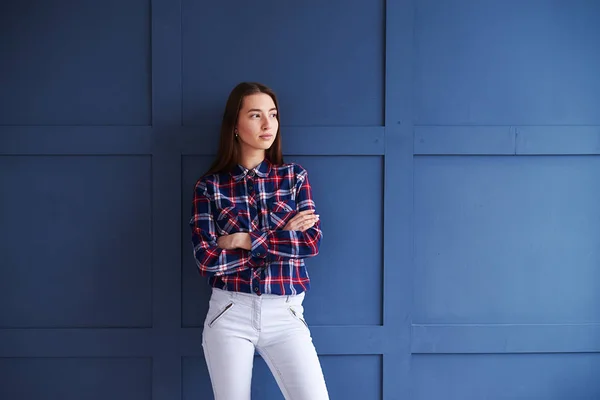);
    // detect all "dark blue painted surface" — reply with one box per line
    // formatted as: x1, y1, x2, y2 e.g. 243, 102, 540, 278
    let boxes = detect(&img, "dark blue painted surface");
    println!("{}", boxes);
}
1, 1, 600, 399
0, 156, 152, 328
0, 358, 152, 400
414, 0, 600, 126
181, 0, 384, 127
0, 0, 151, 126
